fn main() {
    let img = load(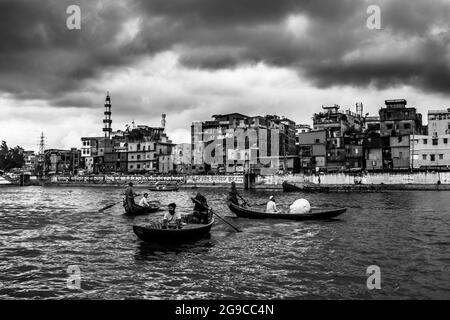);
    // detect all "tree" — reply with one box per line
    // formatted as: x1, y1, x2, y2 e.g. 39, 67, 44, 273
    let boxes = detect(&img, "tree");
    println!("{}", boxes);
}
0, 141, 25, 171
